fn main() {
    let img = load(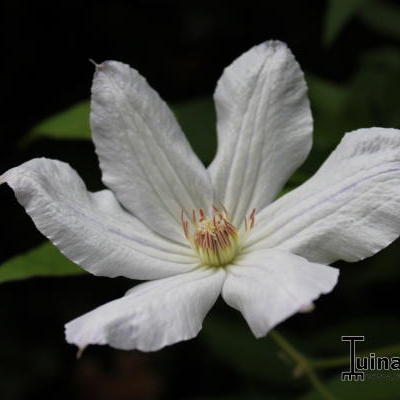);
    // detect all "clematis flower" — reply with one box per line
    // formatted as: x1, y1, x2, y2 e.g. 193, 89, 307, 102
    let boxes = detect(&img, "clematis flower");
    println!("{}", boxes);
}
2, 40, 400, 353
